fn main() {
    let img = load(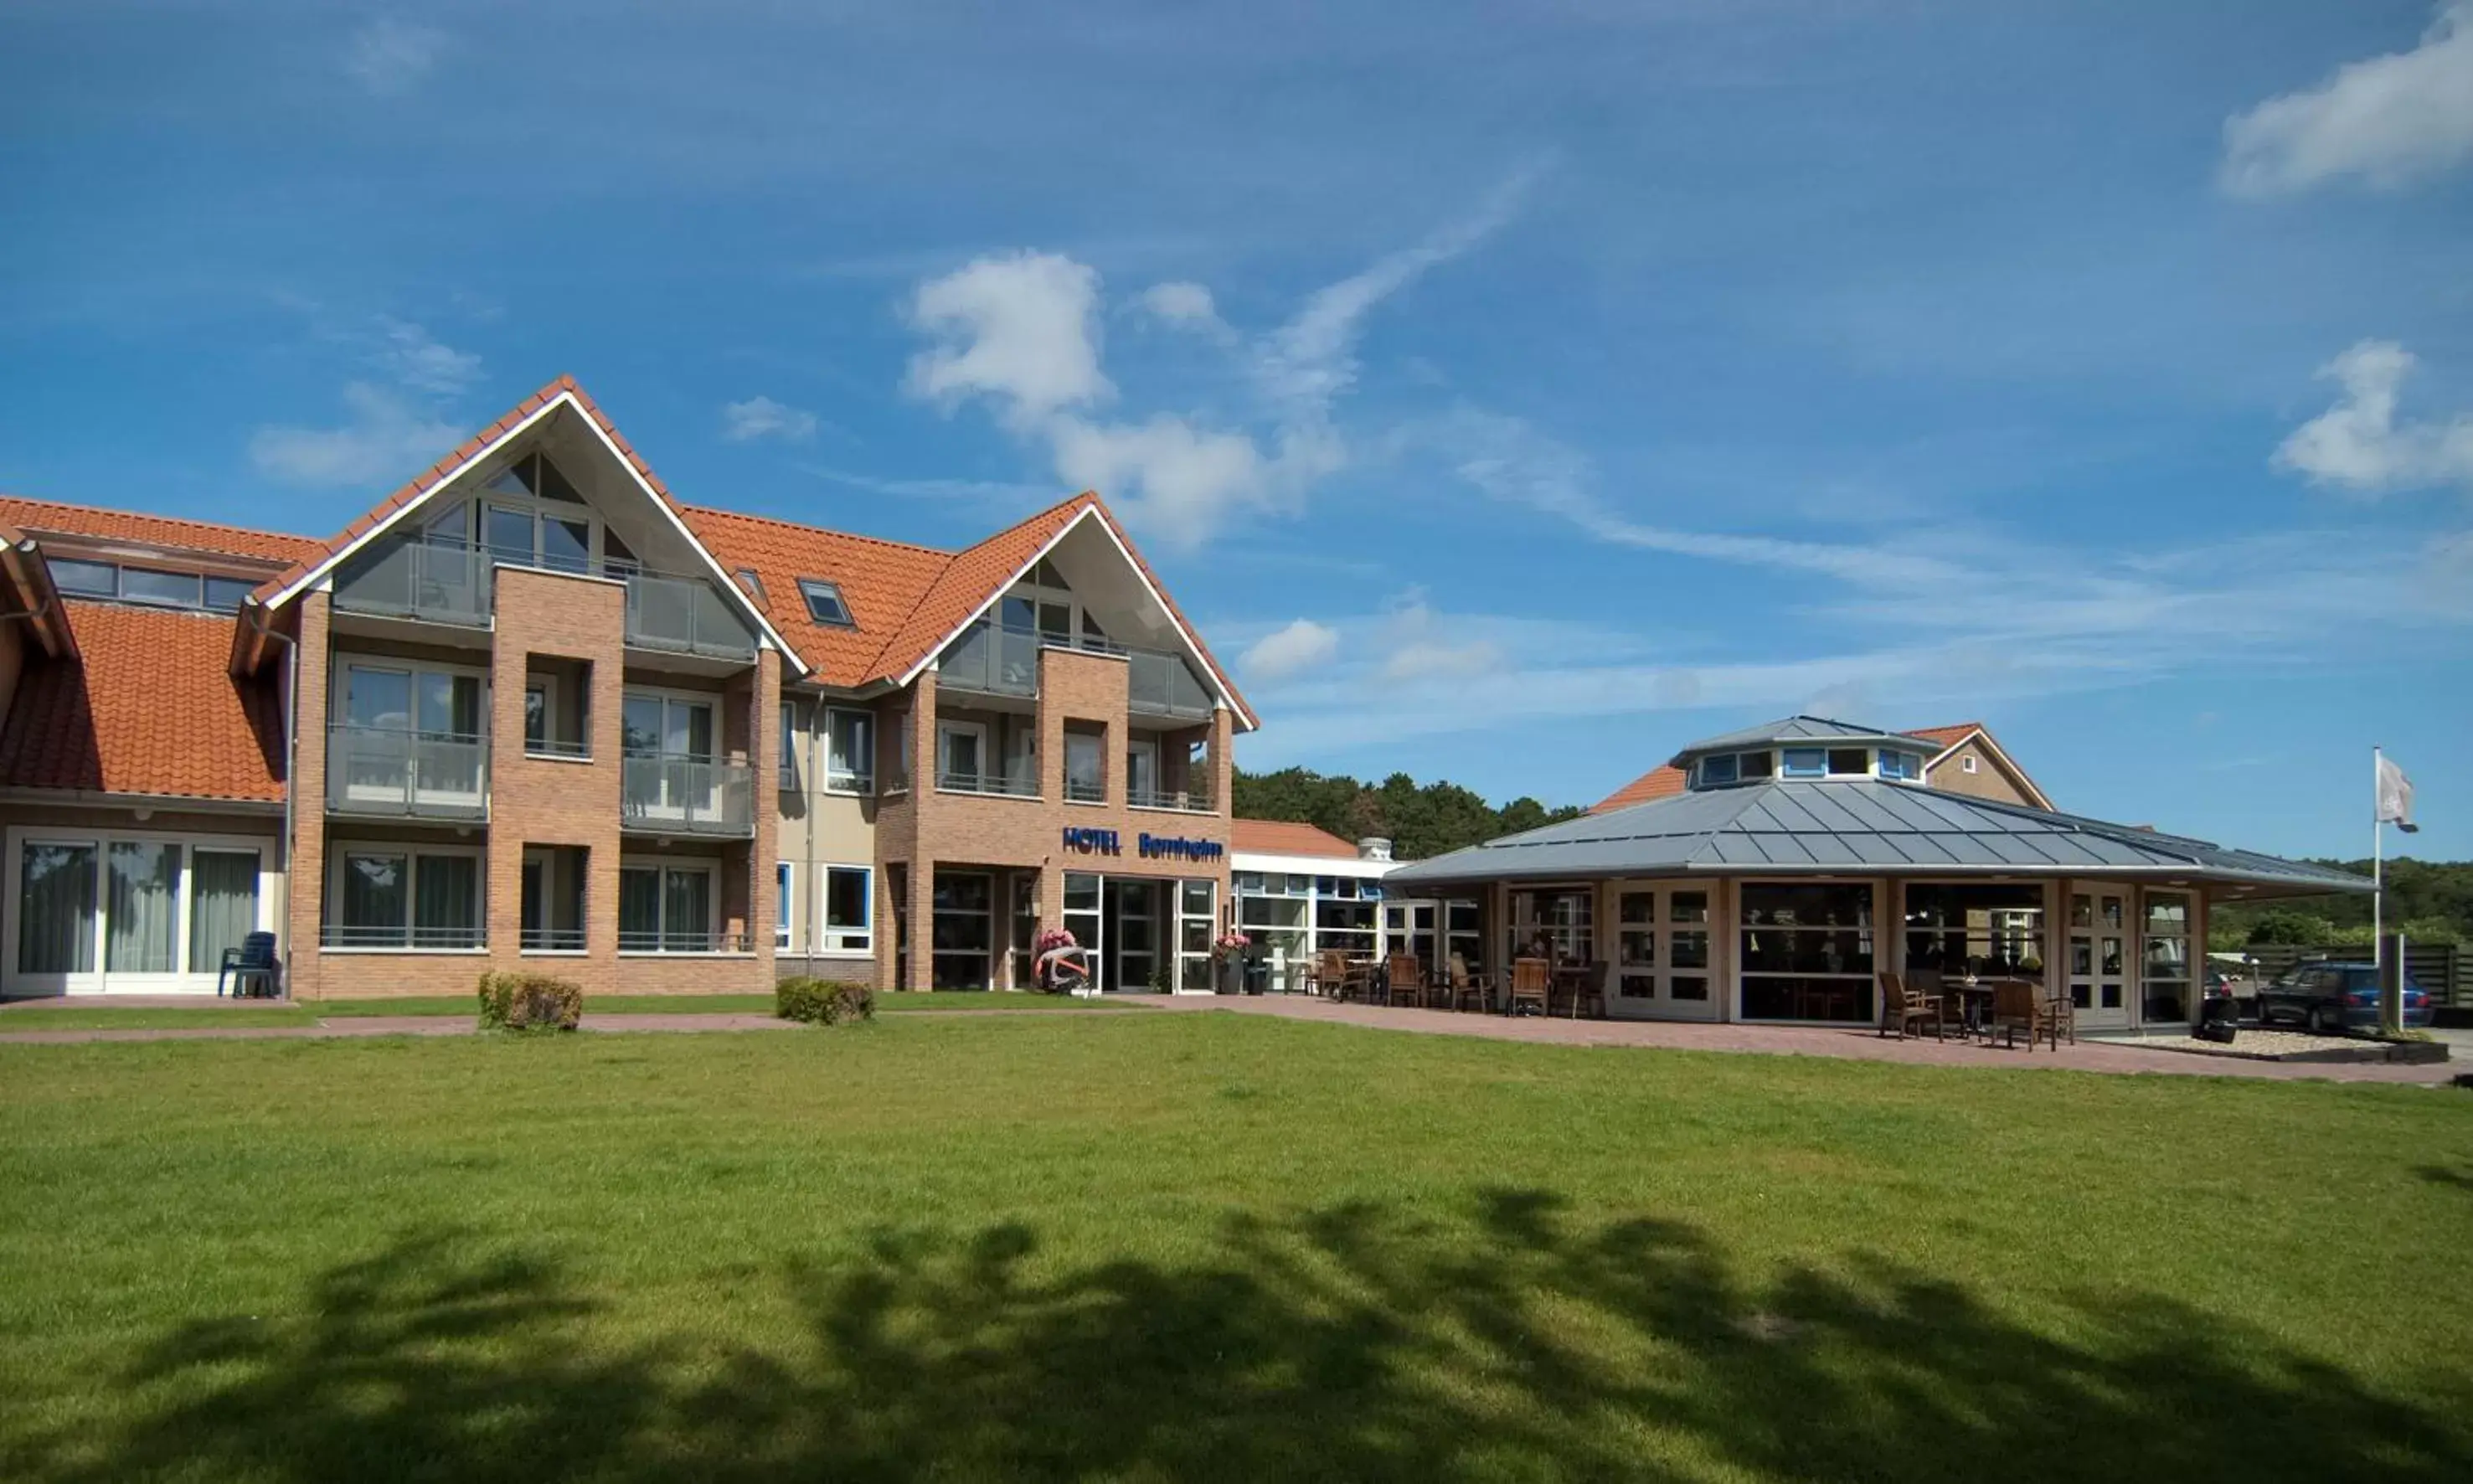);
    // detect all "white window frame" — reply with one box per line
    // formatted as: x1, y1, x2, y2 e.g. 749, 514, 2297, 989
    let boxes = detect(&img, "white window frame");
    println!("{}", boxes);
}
797, 579, 854, 626
324, 841, 487, 954
616, 857, 728, 955
776, 861, 795, 950
779, 702, 801, 791
1961, 754, 1980, 774
822, 706, 876, 795
438, 451, 603, 577
3, 827, 274, 995
332, 657, 492, 733
621, 685, 721, 760
818, 863, 873, 954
